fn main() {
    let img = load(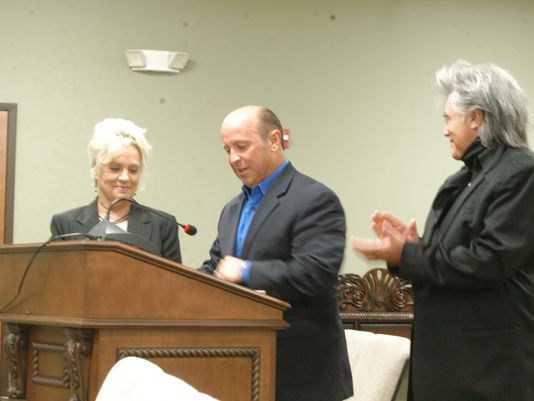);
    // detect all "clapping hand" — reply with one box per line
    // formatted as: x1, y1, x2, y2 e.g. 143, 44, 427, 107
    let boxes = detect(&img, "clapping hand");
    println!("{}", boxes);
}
351, 211, 419, 265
